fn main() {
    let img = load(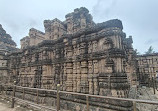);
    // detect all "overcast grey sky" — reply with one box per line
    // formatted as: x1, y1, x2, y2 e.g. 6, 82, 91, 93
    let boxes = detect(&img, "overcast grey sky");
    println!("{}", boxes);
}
0, 0, 158, 53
